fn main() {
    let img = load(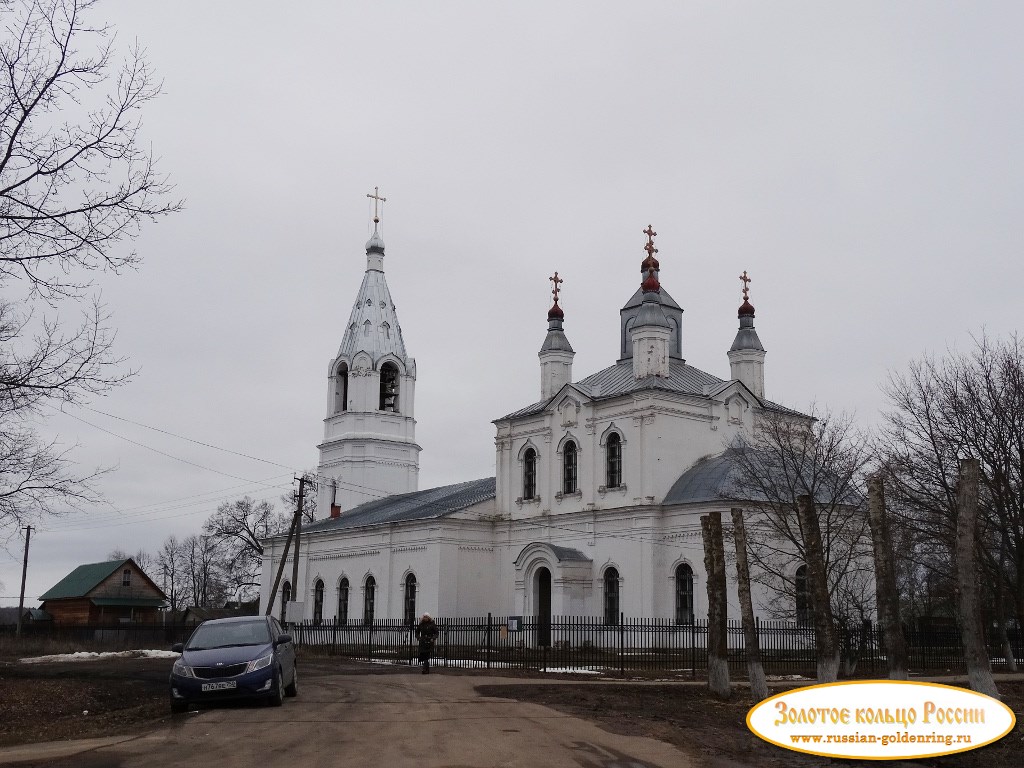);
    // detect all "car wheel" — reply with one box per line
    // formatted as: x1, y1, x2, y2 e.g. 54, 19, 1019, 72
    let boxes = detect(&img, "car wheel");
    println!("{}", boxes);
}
285, 666, 298, 698
170, 699, 189, 714
269, 668, 284, 707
